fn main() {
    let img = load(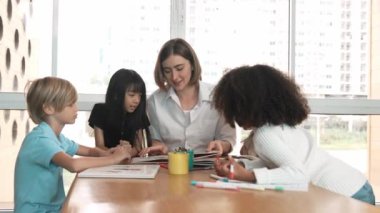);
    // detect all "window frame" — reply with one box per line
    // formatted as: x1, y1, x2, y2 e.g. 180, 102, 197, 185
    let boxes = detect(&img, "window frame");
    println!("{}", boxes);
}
1, 0, 378, 115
